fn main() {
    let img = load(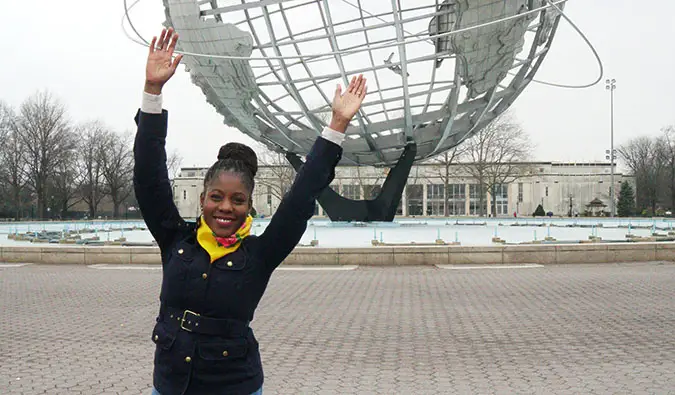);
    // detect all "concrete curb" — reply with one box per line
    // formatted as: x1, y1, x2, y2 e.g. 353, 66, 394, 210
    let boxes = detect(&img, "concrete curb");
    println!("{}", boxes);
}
1, 242, 674, 265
